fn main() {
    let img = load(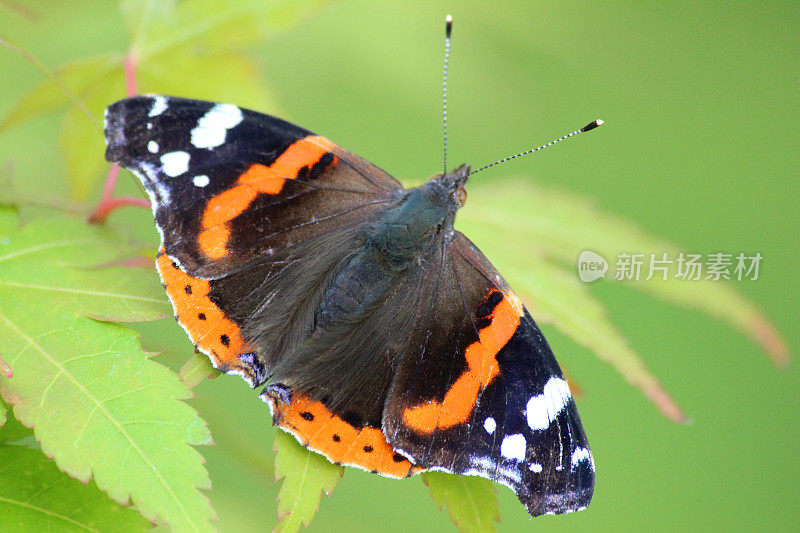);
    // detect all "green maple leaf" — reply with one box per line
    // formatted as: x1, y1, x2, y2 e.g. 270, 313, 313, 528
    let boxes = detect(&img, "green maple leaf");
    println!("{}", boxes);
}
0, 212, 169, 322
272, 430, 343, 533
179, 352, 221, 390
0, 446, 151, 532
0, 397, 31, 444
422, 471, 500, 533
0, 210, 215, 531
